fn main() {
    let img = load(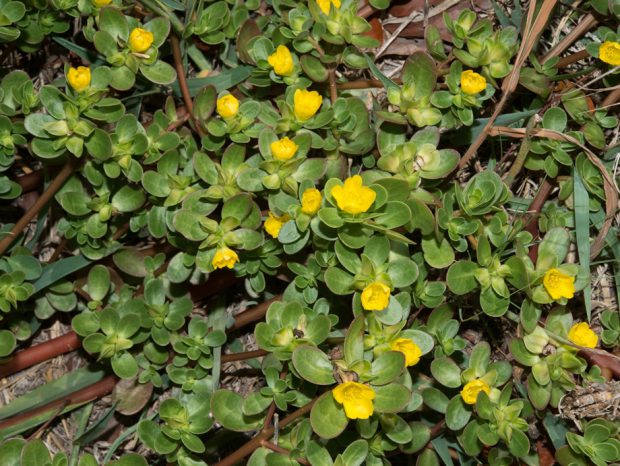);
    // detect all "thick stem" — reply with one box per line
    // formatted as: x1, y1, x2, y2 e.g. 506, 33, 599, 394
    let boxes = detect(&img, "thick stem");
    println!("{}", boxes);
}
0, 160, 76, 257
524, 179, 554, 262
231, 295, 282, 331
213, 398, 317, 466
220, 349, 268, 363
0, 375, 118, 431
0, 332, 81, 379
171, 35, 194, 116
